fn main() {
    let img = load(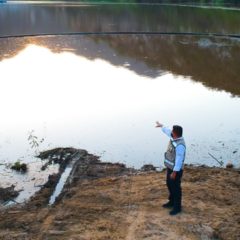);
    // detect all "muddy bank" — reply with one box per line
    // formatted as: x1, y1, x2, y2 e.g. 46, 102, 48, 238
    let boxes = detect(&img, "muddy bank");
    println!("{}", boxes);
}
0, 185, 19, 205
0, 148, 239, 240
